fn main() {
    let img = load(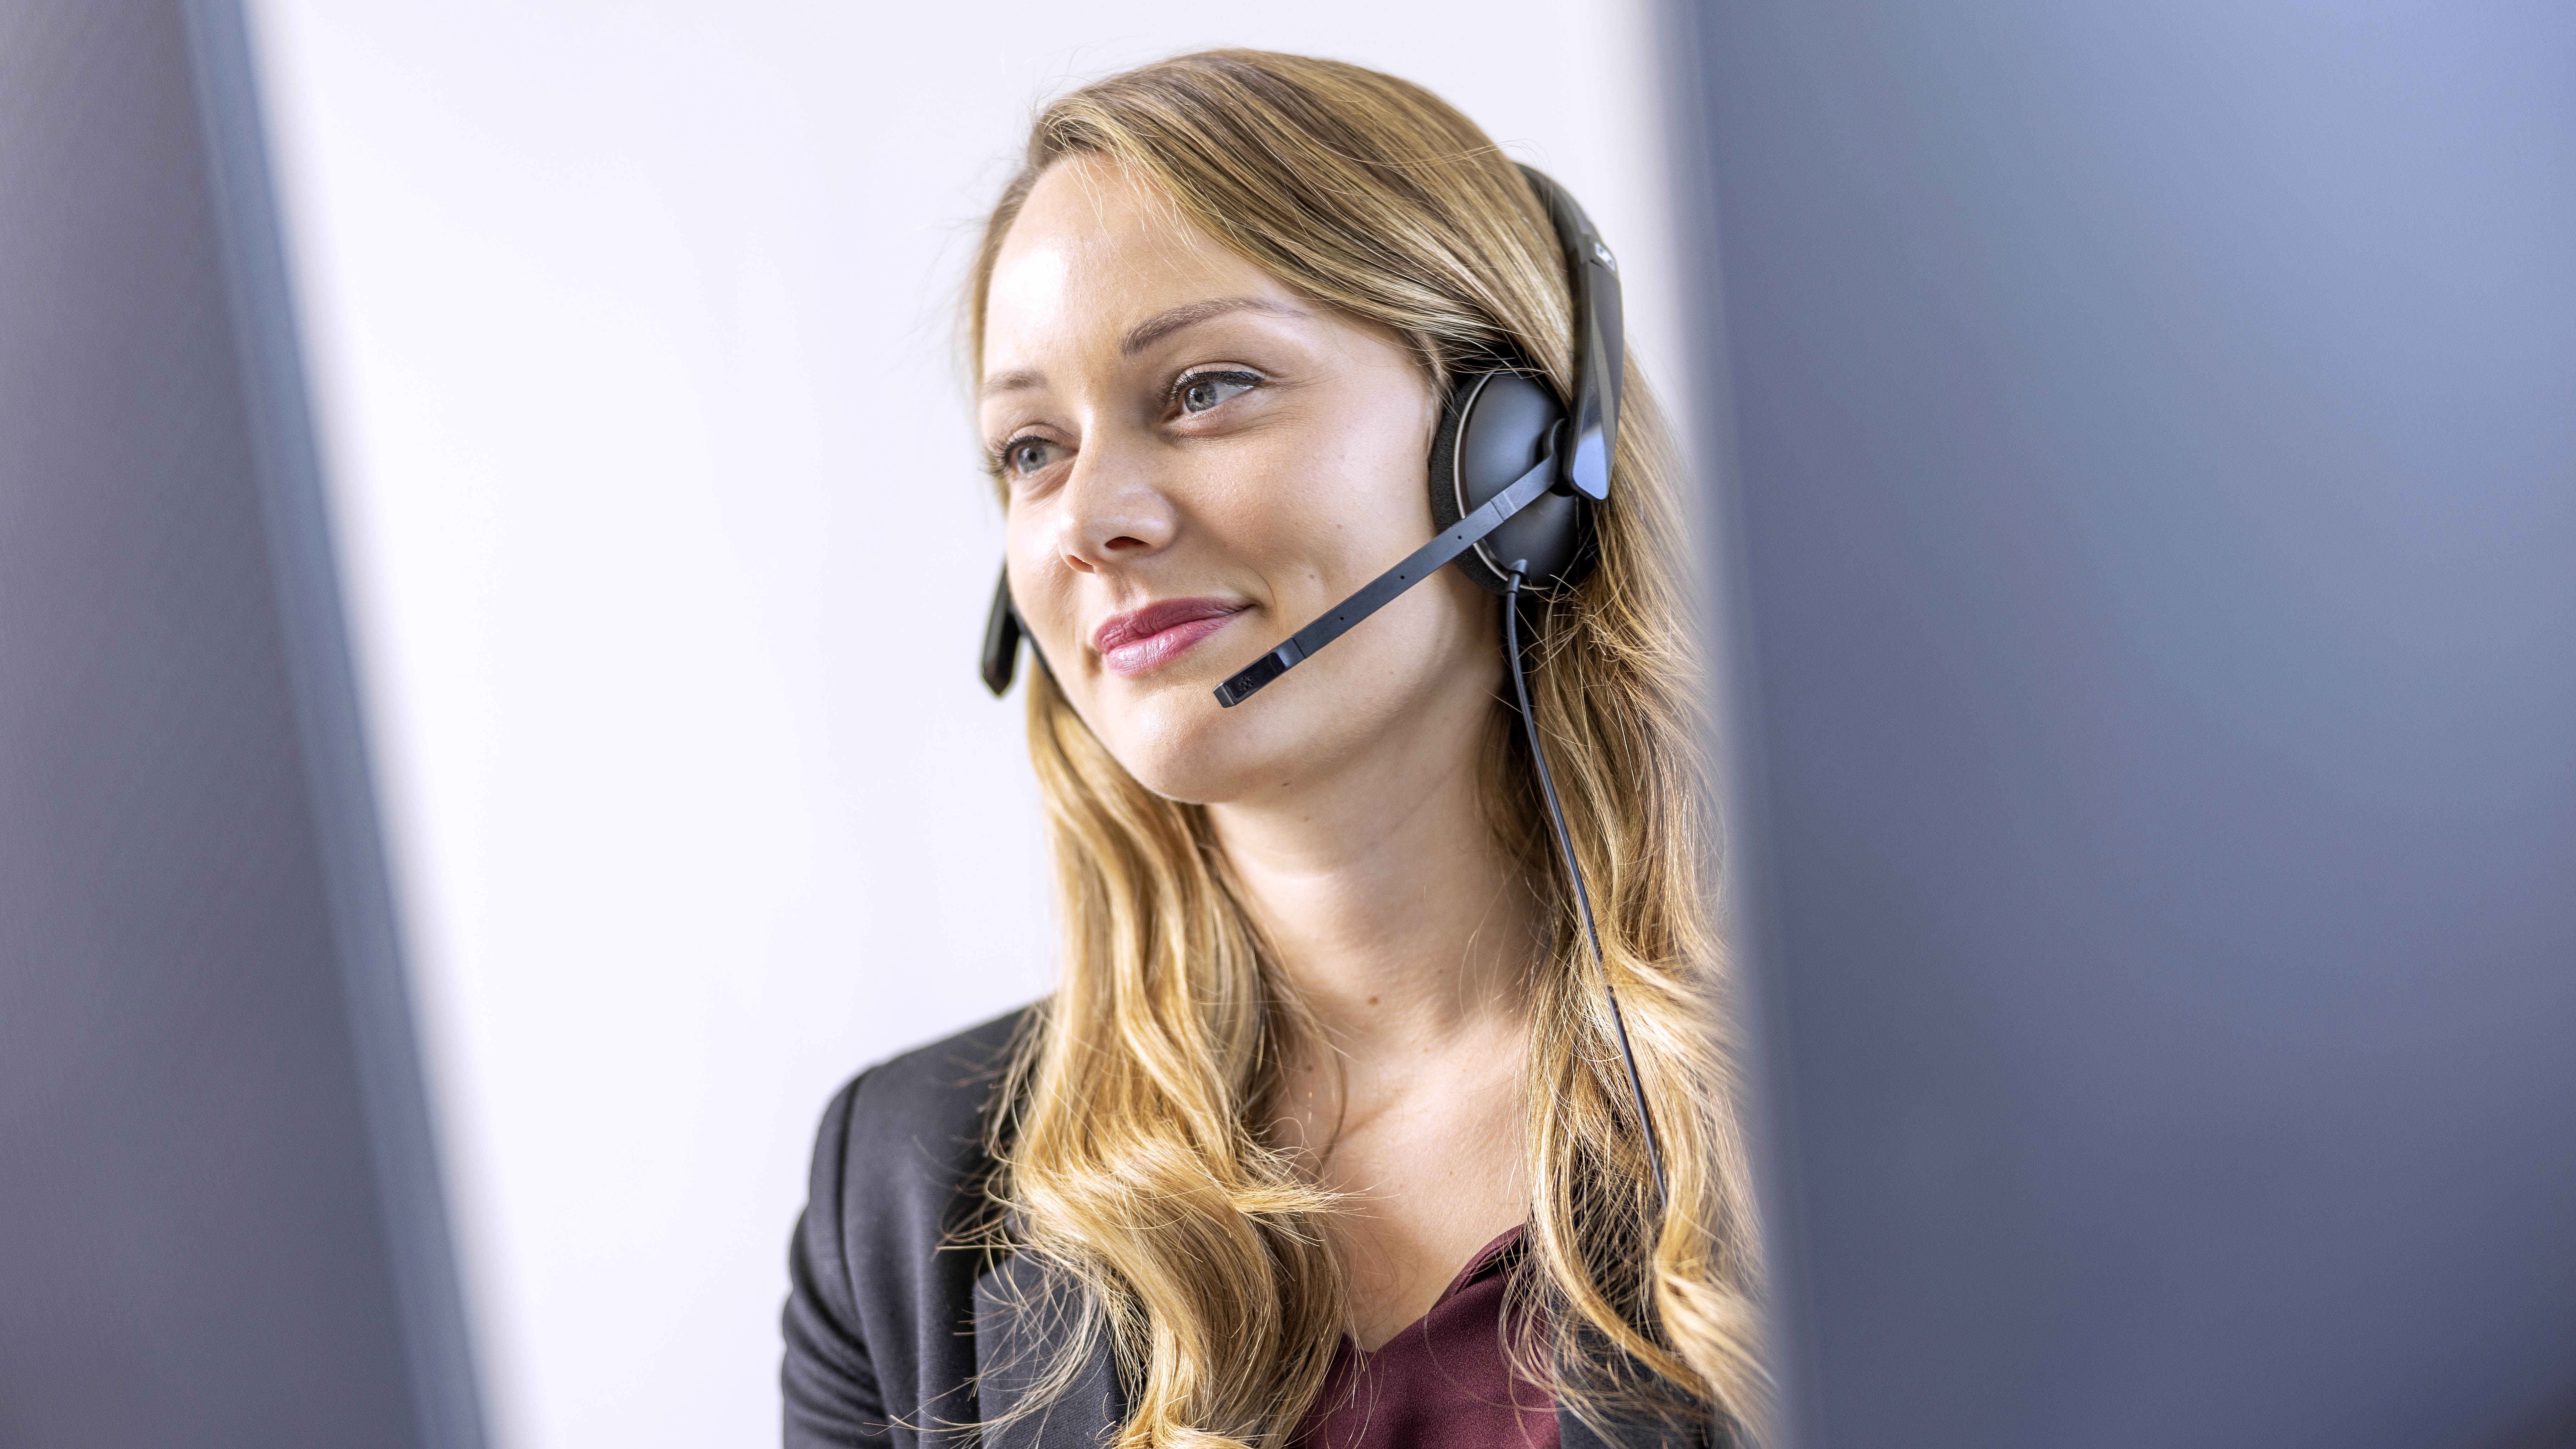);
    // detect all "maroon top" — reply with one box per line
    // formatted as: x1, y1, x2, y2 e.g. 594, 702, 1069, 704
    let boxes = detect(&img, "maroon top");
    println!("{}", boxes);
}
1291, 1229, 1558, 1449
